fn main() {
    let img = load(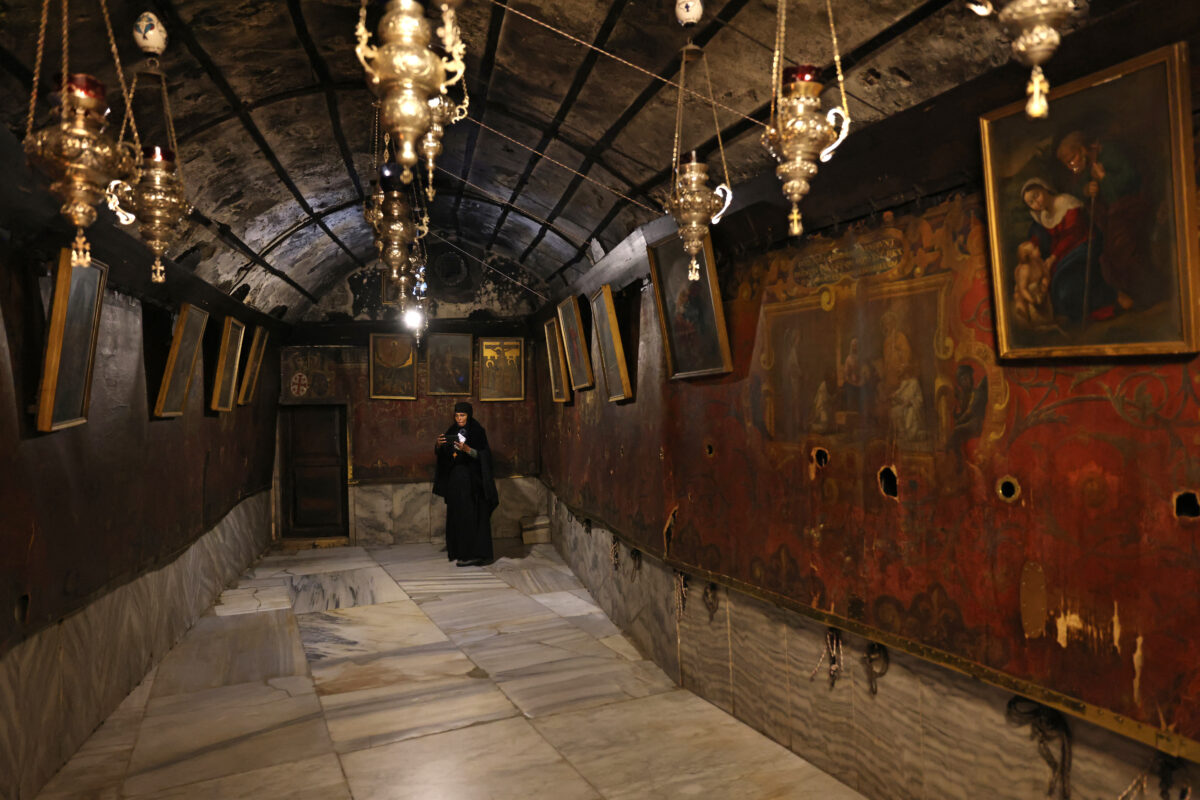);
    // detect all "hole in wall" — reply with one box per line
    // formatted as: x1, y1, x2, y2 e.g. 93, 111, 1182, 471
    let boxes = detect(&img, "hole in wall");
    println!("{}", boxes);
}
812, 447, 830, 468
878, 466, 898, 499
889, 66, 913, 85
14, 593, 30, 625
705, 443, 714, 457
997, 475, 1021, 503
1175, 491, 1200, 518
